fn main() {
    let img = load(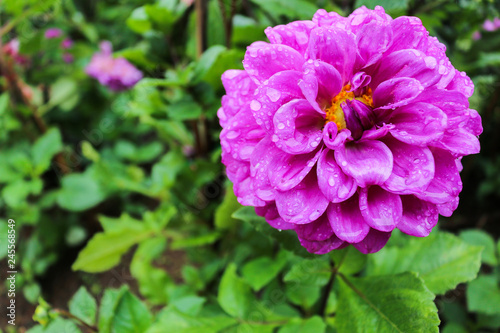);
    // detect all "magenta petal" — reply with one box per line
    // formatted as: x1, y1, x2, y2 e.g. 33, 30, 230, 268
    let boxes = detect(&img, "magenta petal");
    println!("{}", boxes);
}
371, 49, 442, 89
269, 147, 322, 191
356, 20, 393, 68
250, 137, 277, 202
433, 129, 480, 156
446, 69, 474, 98
389, 102, 448, 146
252, 70, 303, 133
295, 213, 334, 241
300, 60, 343, 112
335, 140, 393, 187
265, 20, 317, 55
317, 149, 357, 203
437, 196, 459, 217
327, 194, 370, 243
397, 195, 438, 237
323, 124, 352, 150
244, 42, 305, 84
307, 26, 357, 83
352, 229, 391, 254
275, 173, 329, 224
273, 99, 324, 154
298, 234, 347, 255
359, 186, 402, 232
382, 136, 435, 194
220, 70, 257, 126
312, 9, 347, 27
255, 203, 295, 230
415, 148, 462, 205
373, 77, 423, 109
